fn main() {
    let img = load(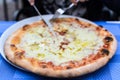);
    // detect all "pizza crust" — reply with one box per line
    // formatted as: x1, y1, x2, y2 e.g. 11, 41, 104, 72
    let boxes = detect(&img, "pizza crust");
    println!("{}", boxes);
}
4, 18, 117, 78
